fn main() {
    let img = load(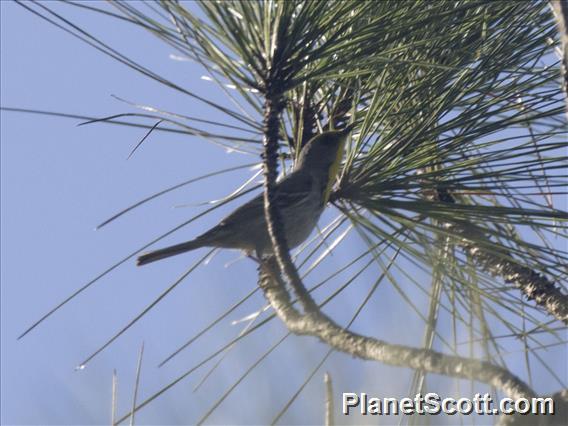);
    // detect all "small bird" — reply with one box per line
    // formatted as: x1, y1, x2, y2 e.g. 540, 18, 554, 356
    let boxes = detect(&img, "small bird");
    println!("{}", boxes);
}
137, 126, 353, 266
